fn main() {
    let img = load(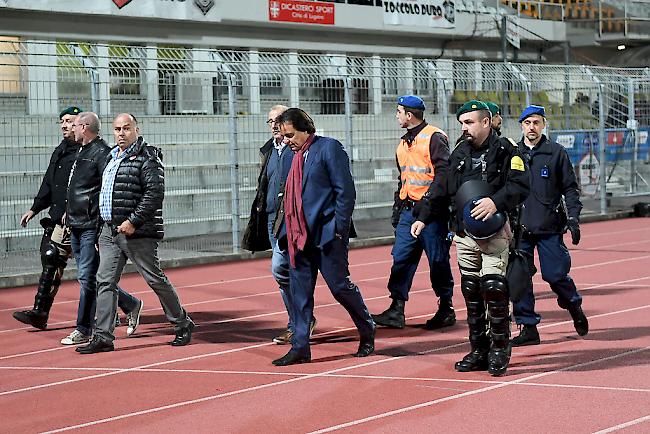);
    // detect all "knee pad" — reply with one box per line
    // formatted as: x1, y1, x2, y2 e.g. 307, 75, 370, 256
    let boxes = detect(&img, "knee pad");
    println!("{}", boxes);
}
481, 274, 508, 302
40, 242, 62, 269
461, 275, 481, 301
